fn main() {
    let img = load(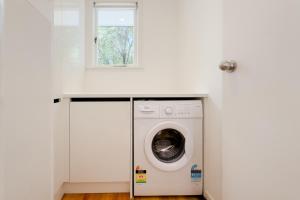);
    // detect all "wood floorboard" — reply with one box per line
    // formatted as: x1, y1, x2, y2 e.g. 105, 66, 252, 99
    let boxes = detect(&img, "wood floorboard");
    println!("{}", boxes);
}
62, 193, 204, 200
